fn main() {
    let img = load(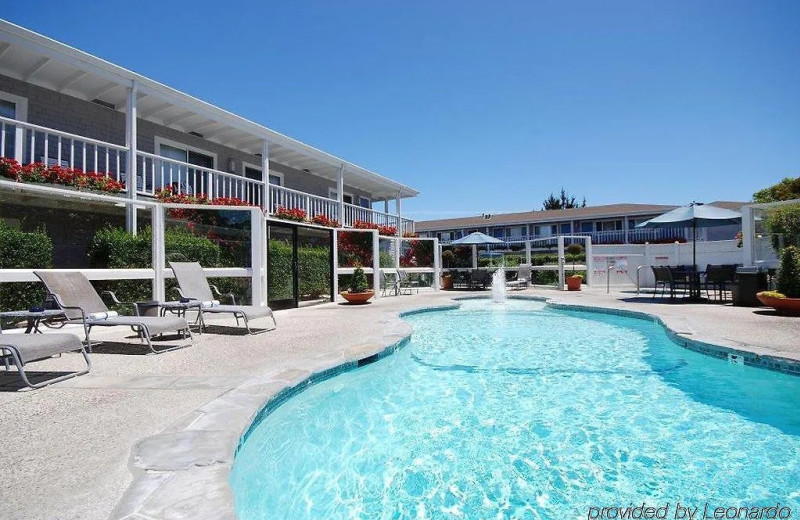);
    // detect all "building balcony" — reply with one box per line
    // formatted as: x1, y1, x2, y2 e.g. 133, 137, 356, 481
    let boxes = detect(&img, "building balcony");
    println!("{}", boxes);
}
438, 227, 690, 245
0, 116, 414, 233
